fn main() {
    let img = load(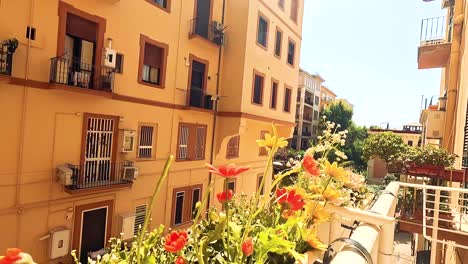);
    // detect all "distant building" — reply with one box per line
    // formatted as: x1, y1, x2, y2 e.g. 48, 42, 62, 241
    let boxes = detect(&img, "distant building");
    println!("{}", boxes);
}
291, 69, 323, 150
320, 85, 336, 110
